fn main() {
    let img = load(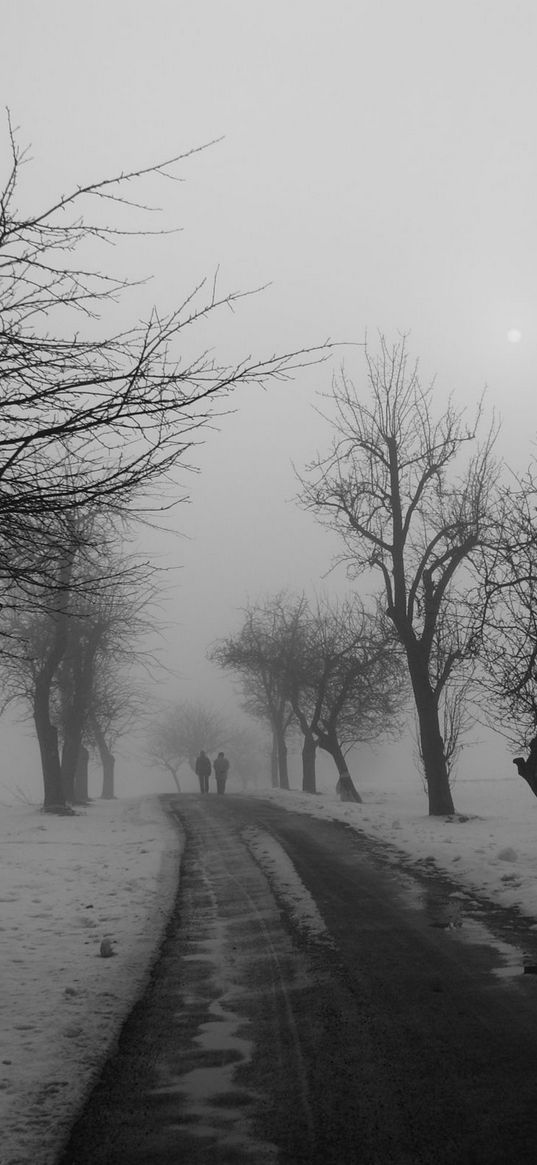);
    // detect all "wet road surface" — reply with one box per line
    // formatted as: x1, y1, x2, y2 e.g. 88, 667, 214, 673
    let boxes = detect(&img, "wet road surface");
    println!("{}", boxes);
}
56, 794, 537, 1164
